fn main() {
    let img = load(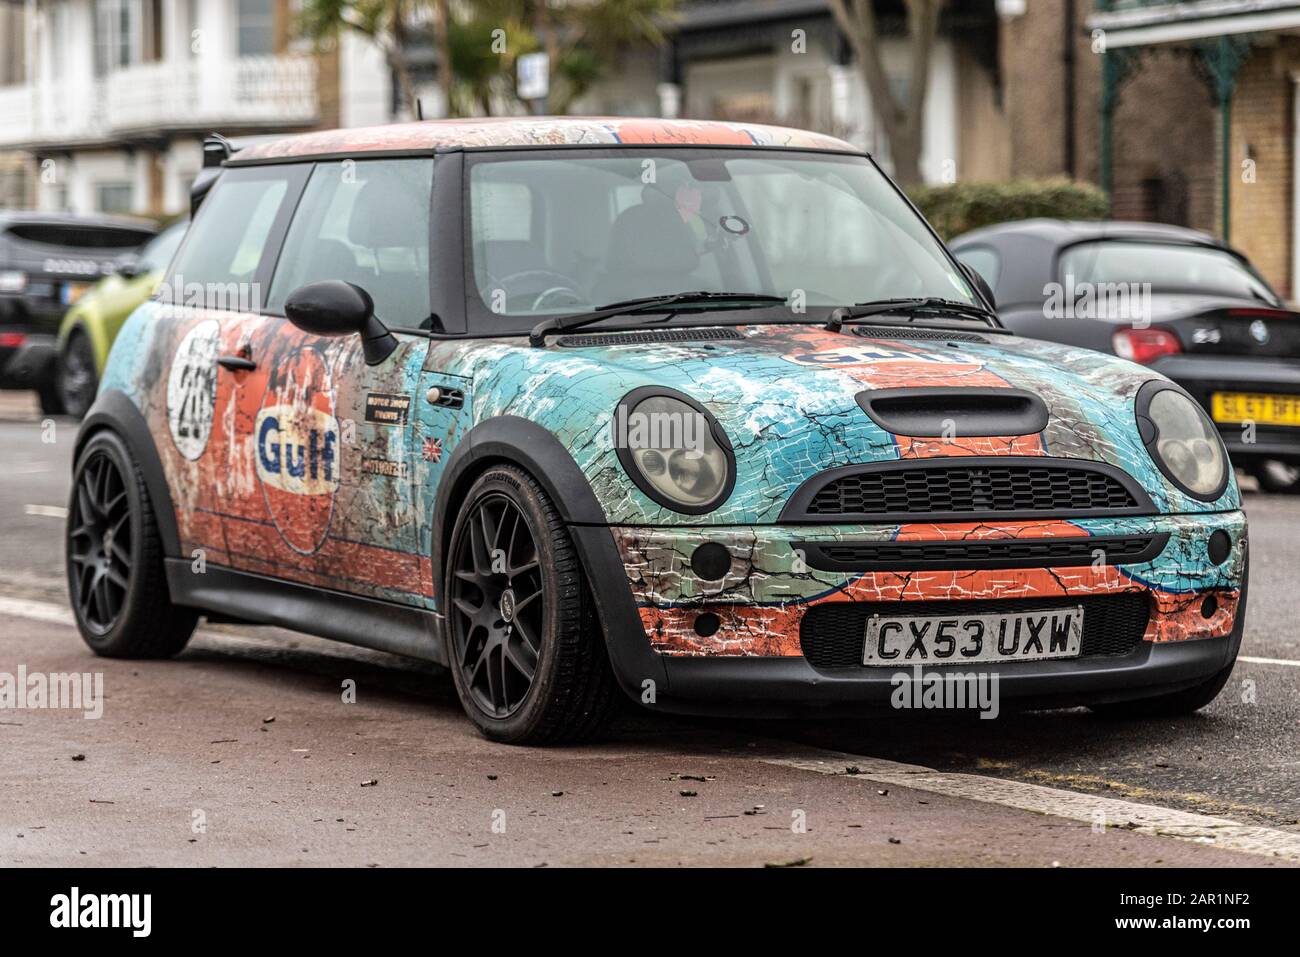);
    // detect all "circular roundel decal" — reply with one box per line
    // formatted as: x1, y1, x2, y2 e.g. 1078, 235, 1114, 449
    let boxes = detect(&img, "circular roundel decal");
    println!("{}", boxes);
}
166, 319, 221, 460
254, 348, 340, 555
